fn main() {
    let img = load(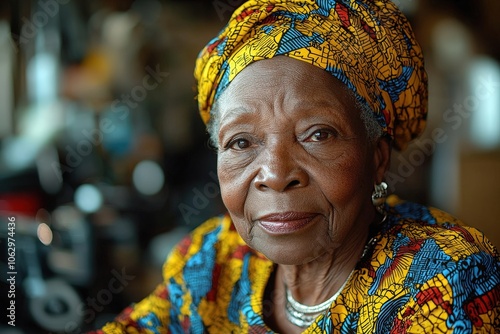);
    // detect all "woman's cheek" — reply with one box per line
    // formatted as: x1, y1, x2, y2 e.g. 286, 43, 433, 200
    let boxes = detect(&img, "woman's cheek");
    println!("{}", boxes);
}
219, 182, 240, 210
218, 154, 252, 216
219, 180, 252, 242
